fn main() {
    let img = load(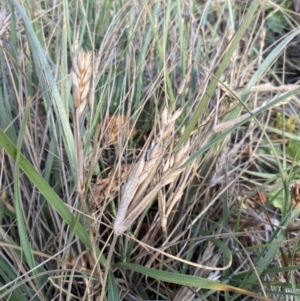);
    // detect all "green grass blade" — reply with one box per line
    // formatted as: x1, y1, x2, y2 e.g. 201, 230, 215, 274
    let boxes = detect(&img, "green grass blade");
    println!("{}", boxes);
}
107, 270, 120, 301
0, 257, 29, 300
116, 262, 273, 301
231, 229, 287, 300
14, 99, 40, 285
